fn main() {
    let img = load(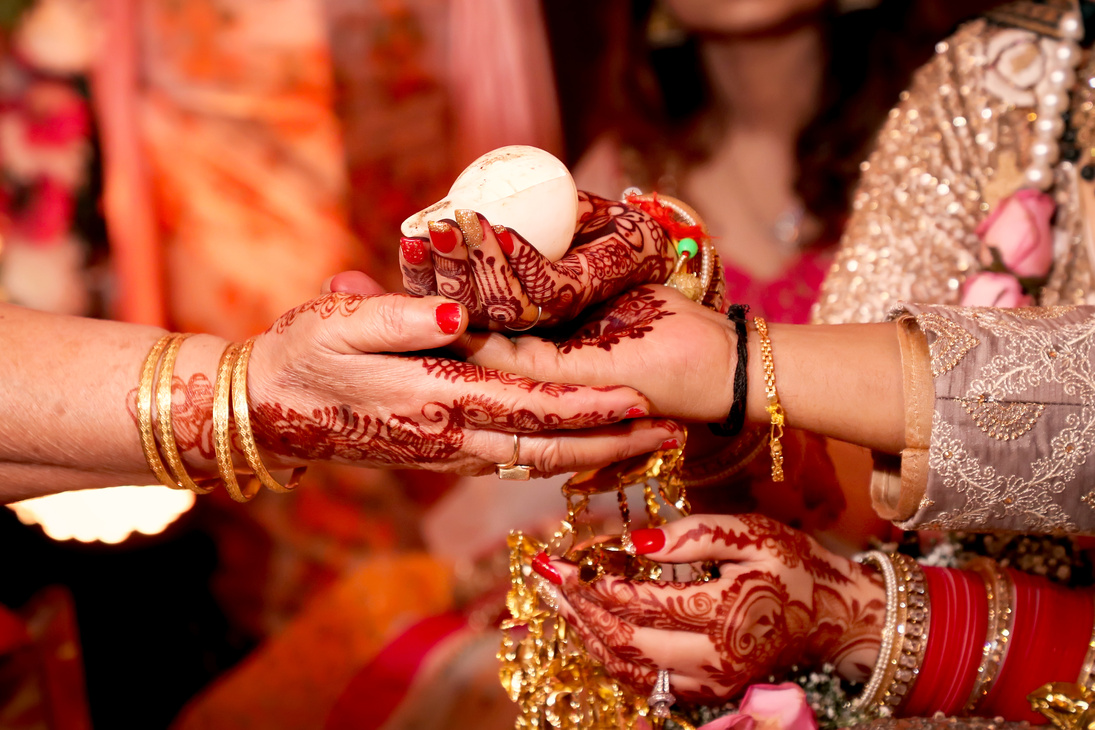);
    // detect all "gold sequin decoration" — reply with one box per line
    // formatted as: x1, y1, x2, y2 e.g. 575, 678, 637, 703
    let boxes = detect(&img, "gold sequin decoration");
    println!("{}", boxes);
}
958, 397, 1046, 440
919, 312, 981, 377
